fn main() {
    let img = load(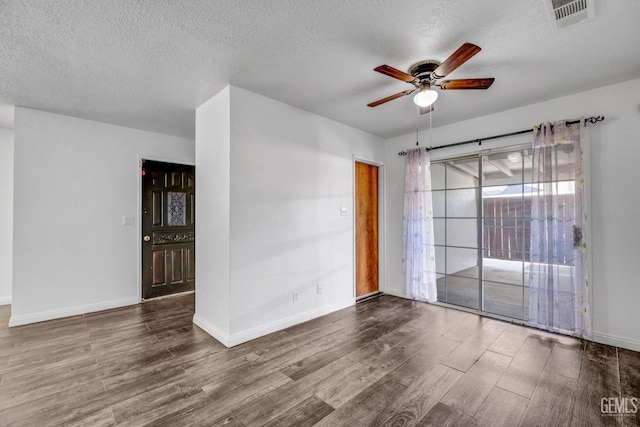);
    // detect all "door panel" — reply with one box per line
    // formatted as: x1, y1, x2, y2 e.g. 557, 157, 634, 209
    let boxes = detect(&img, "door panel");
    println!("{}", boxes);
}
142, 160, 195, 299
152, 192, 163, 225
355, 162, 379, 298
170, 249, 183, 283
186, 248, 196, 281
152, 251, 165, 285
